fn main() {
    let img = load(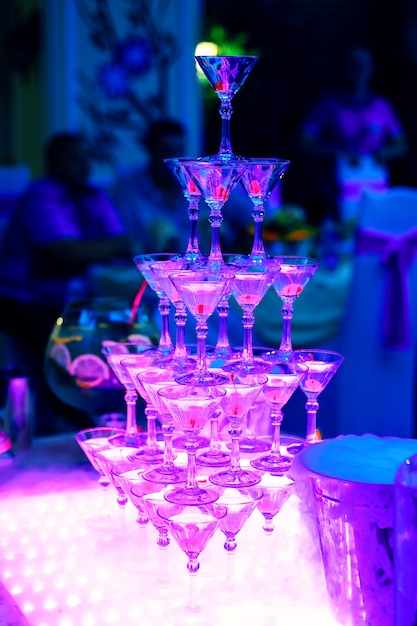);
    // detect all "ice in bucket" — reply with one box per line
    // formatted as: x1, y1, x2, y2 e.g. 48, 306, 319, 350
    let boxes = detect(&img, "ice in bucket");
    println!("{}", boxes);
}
291, 434, 417, 626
